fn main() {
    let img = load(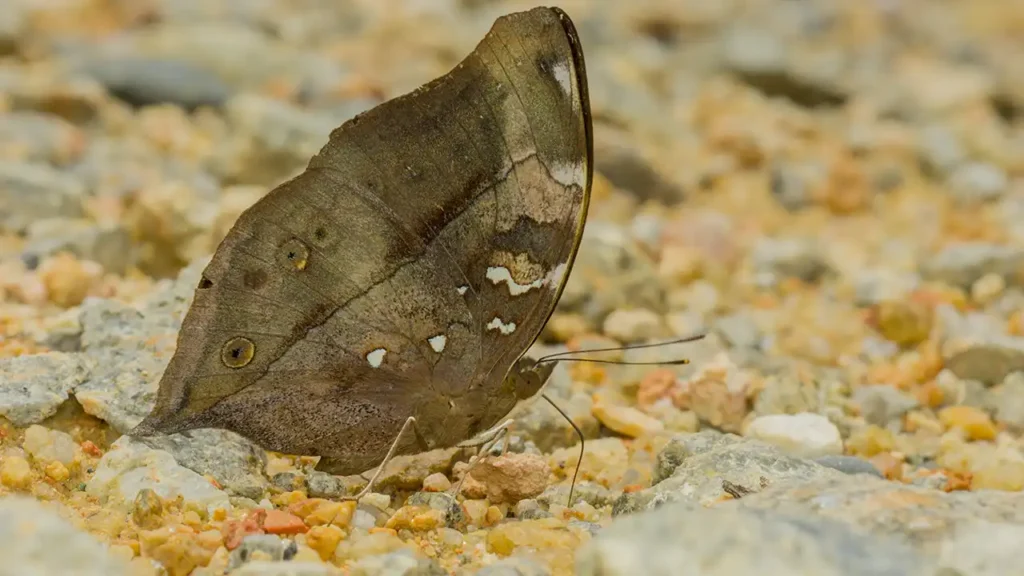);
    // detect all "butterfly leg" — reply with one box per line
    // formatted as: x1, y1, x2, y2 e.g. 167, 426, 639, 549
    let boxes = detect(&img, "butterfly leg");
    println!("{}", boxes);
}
450, 418, 514, 498
457, 417, 515, 449
341, 416, 418, 502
